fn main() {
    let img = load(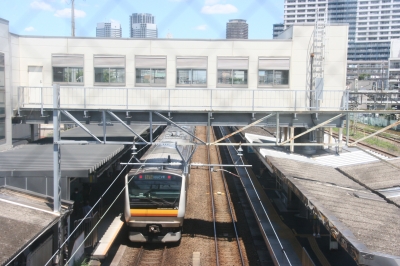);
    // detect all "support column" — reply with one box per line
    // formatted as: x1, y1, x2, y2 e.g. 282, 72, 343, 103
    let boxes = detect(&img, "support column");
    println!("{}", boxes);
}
276, 113, 279, 146
30, 124, 35, 142
317, 128, 324, 150
52, 84, 63, 265
346, 113, 350, 146
338, 128, 343, 153
283, 127, 288, 142
149, 112, 153, 143
329, 128, 333, 150
290, 127, 295, 153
